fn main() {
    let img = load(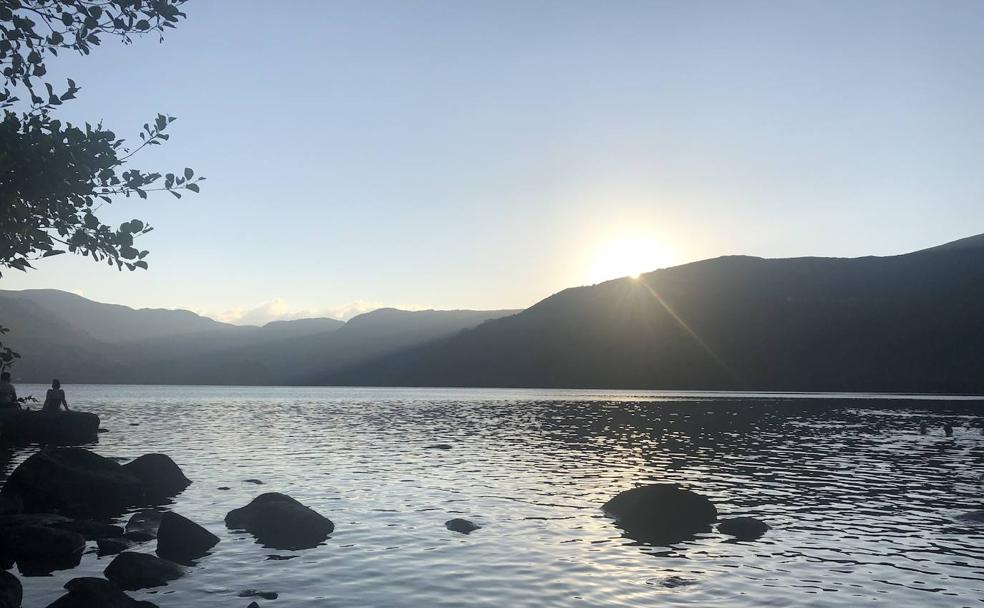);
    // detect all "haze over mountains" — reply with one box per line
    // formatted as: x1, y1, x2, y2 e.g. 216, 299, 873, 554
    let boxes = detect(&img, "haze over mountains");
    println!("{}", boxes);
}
3, 234, 984, 393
